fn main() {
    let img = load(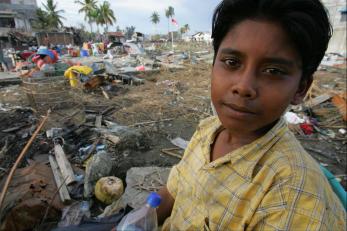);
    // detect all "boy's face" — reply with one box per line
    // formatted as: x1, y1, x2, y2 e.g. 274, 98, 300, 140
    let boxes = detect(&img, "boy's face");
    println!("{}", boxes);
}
211, 20, 309, 134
